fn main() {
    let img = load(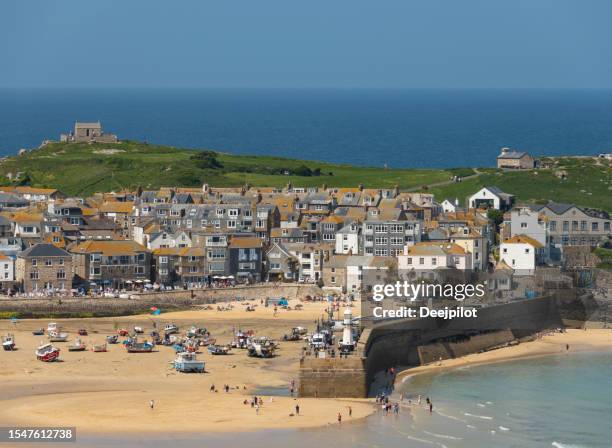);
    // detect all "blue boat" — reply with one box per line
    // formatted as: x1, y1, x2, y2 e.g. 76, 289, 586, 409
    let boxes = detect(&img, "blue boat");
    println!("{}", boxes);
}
173, 352, 205, 373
